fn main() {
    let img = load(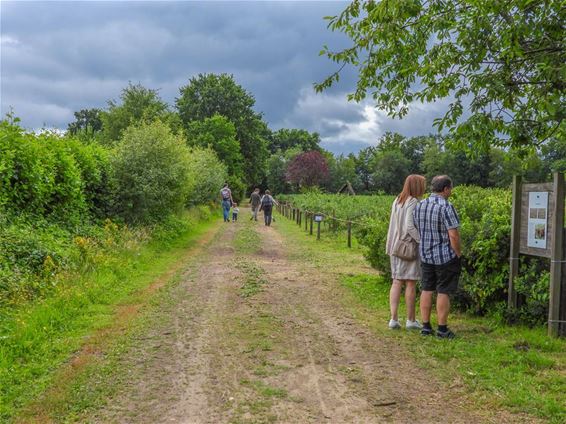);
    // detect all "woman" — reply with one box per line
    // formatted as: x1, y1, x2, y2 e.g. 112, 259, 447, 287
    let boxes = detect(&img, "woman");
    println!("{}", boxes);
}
385, 174, 426, 330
